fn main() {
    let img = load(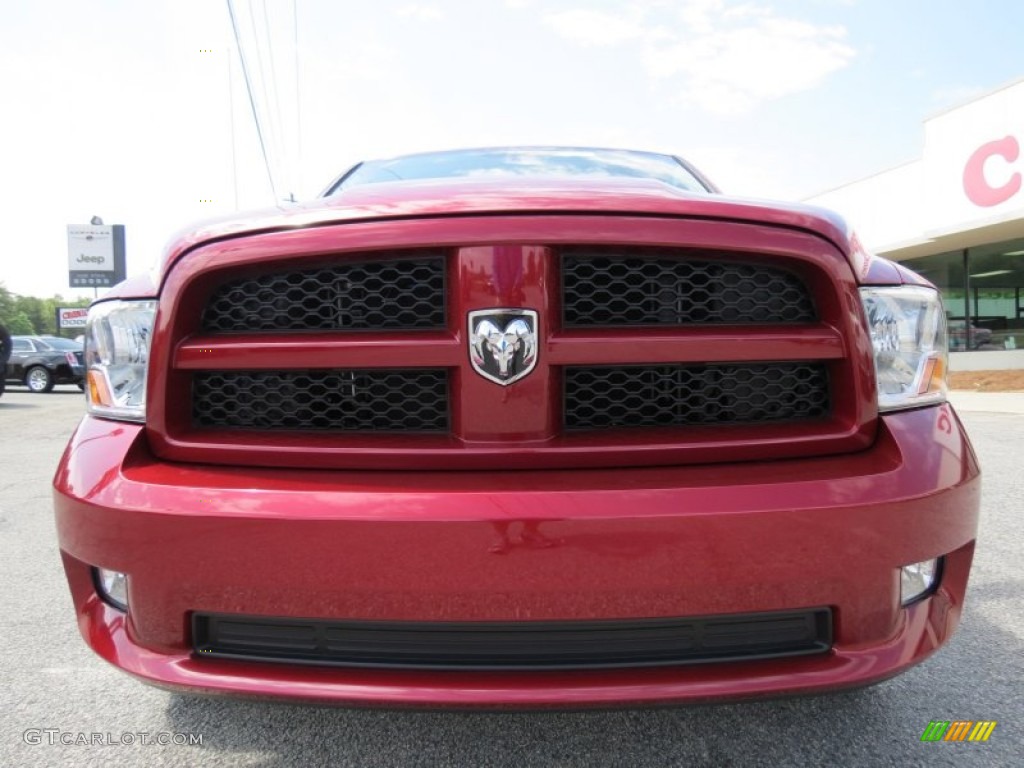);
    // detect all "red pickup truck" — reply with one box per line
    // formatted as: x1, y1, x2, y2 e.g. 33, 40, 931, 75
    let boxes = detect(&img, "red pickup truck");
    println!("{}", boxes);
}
53, 147, 980, 707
